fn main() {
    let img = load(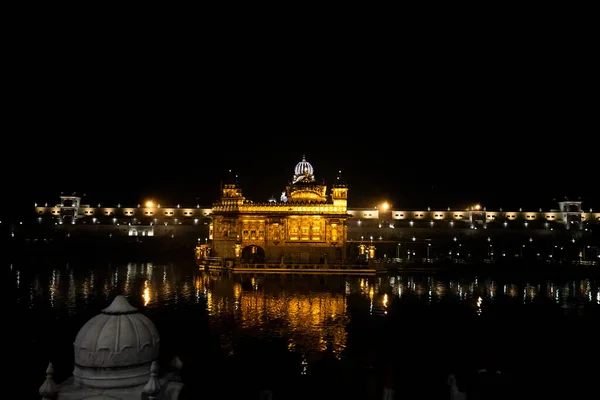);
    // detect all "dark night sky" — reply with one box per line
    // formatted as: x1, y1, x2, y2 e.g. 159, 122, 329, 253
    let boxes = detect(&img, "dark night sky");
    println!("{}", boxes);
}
2, 27, 598, 222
